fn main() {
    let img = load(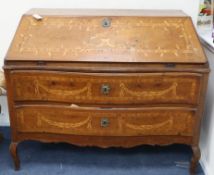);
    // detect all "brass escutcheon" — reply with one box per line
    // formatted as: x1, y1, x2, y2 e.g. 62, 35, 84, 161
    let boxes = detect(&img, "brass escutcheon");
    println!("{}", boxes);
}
101, 118, 110, 127
101, 84, 111, 95
102, 18, 111, 28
